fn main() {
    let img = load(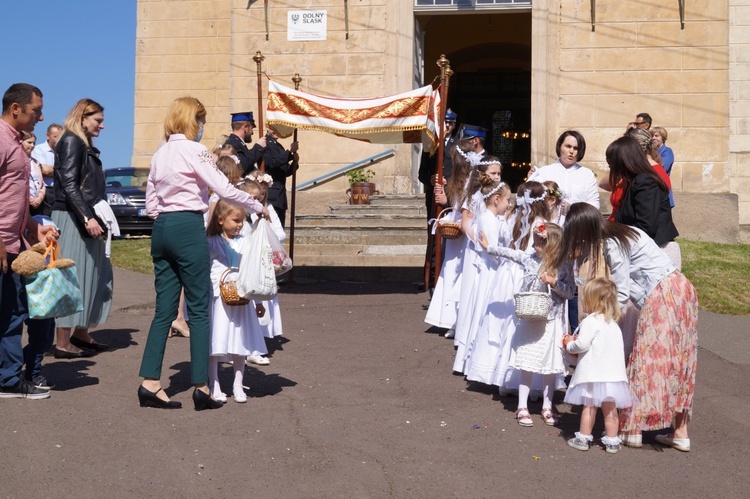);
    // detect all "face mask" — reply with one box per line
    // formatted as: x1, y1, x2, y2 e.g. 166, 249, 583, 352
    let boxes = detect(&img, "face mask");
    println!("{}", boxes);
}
194, 127, 204, 143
